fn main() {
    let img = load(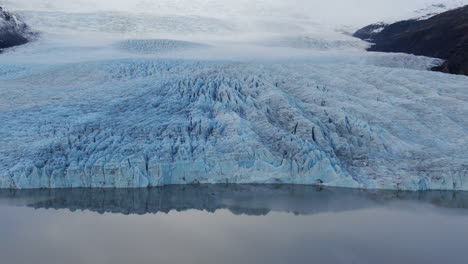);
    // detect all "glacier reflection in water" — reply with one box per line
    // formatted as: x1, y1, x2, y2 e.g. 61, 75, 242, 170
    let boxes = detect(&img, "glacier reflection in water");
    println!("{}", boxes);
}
2, 184, 468, 215
0, 184, 468, 264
